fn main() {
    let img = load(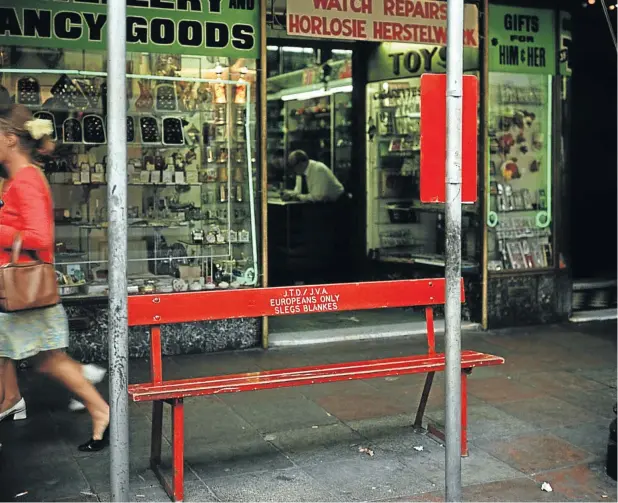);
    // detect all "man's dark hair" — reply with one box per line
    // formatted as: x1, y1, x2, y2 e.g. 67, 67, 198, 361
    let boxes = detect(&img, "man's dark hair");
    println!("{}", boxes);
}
288, 150, 309, 168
